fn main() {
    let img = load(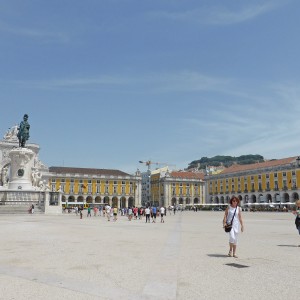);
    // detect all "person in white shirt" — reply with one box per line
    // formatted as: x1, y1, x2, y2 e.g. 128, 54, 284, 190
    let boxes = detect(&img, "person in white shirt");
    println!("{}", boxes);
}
160, 206, 165, 223
145, 207, 150, 223
106, 205, 111, 221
